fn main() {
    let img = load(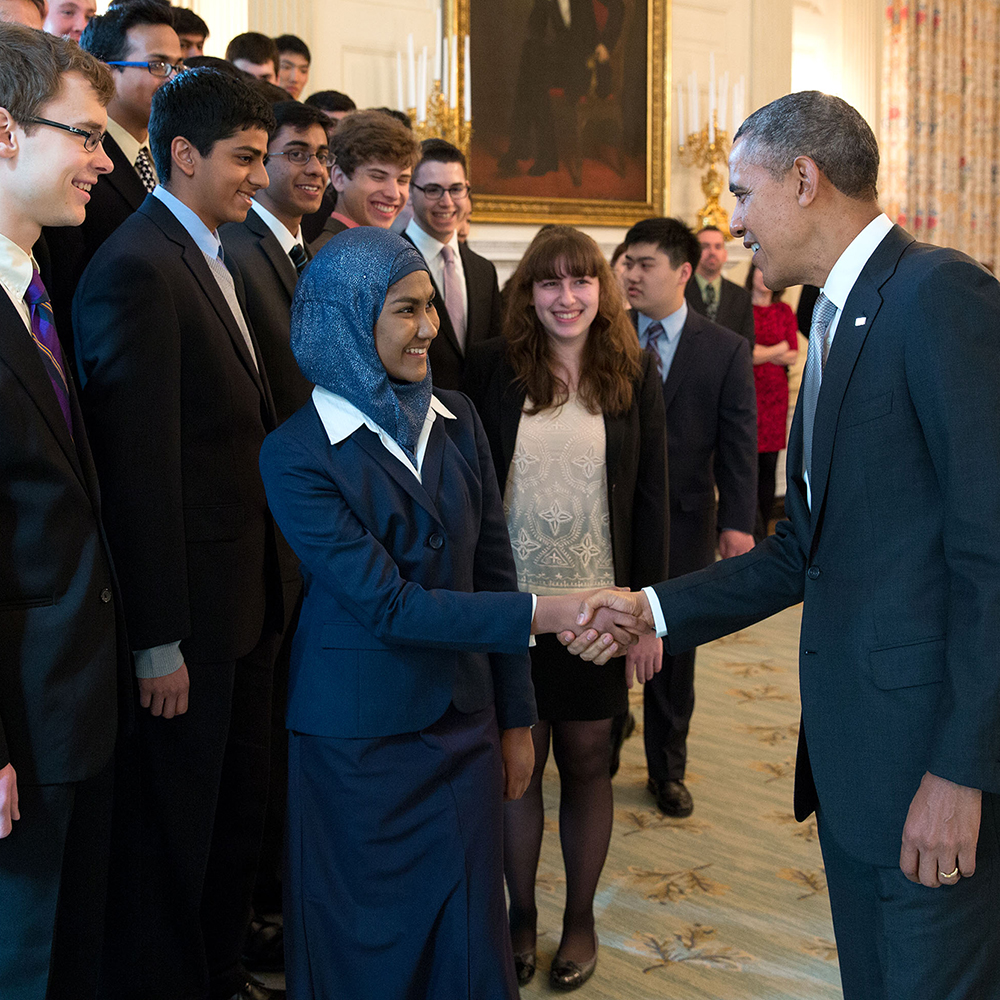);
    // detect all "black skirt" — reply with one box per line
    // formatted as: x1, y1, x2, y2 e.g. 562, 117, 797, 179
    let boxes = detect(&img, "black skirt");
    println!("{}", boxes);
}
530, 633, 628, 721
